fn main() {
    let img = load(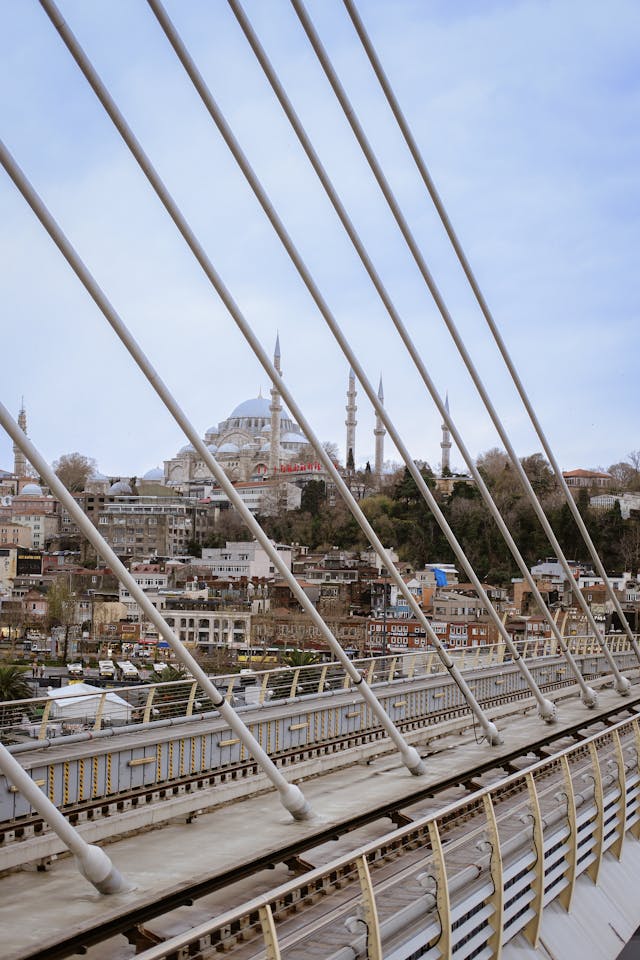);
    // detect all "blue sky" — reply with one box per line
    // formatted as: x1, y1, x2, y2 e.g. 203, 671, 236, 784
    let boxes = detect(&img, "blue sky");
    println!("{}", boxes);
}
0, 0, 638, 479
